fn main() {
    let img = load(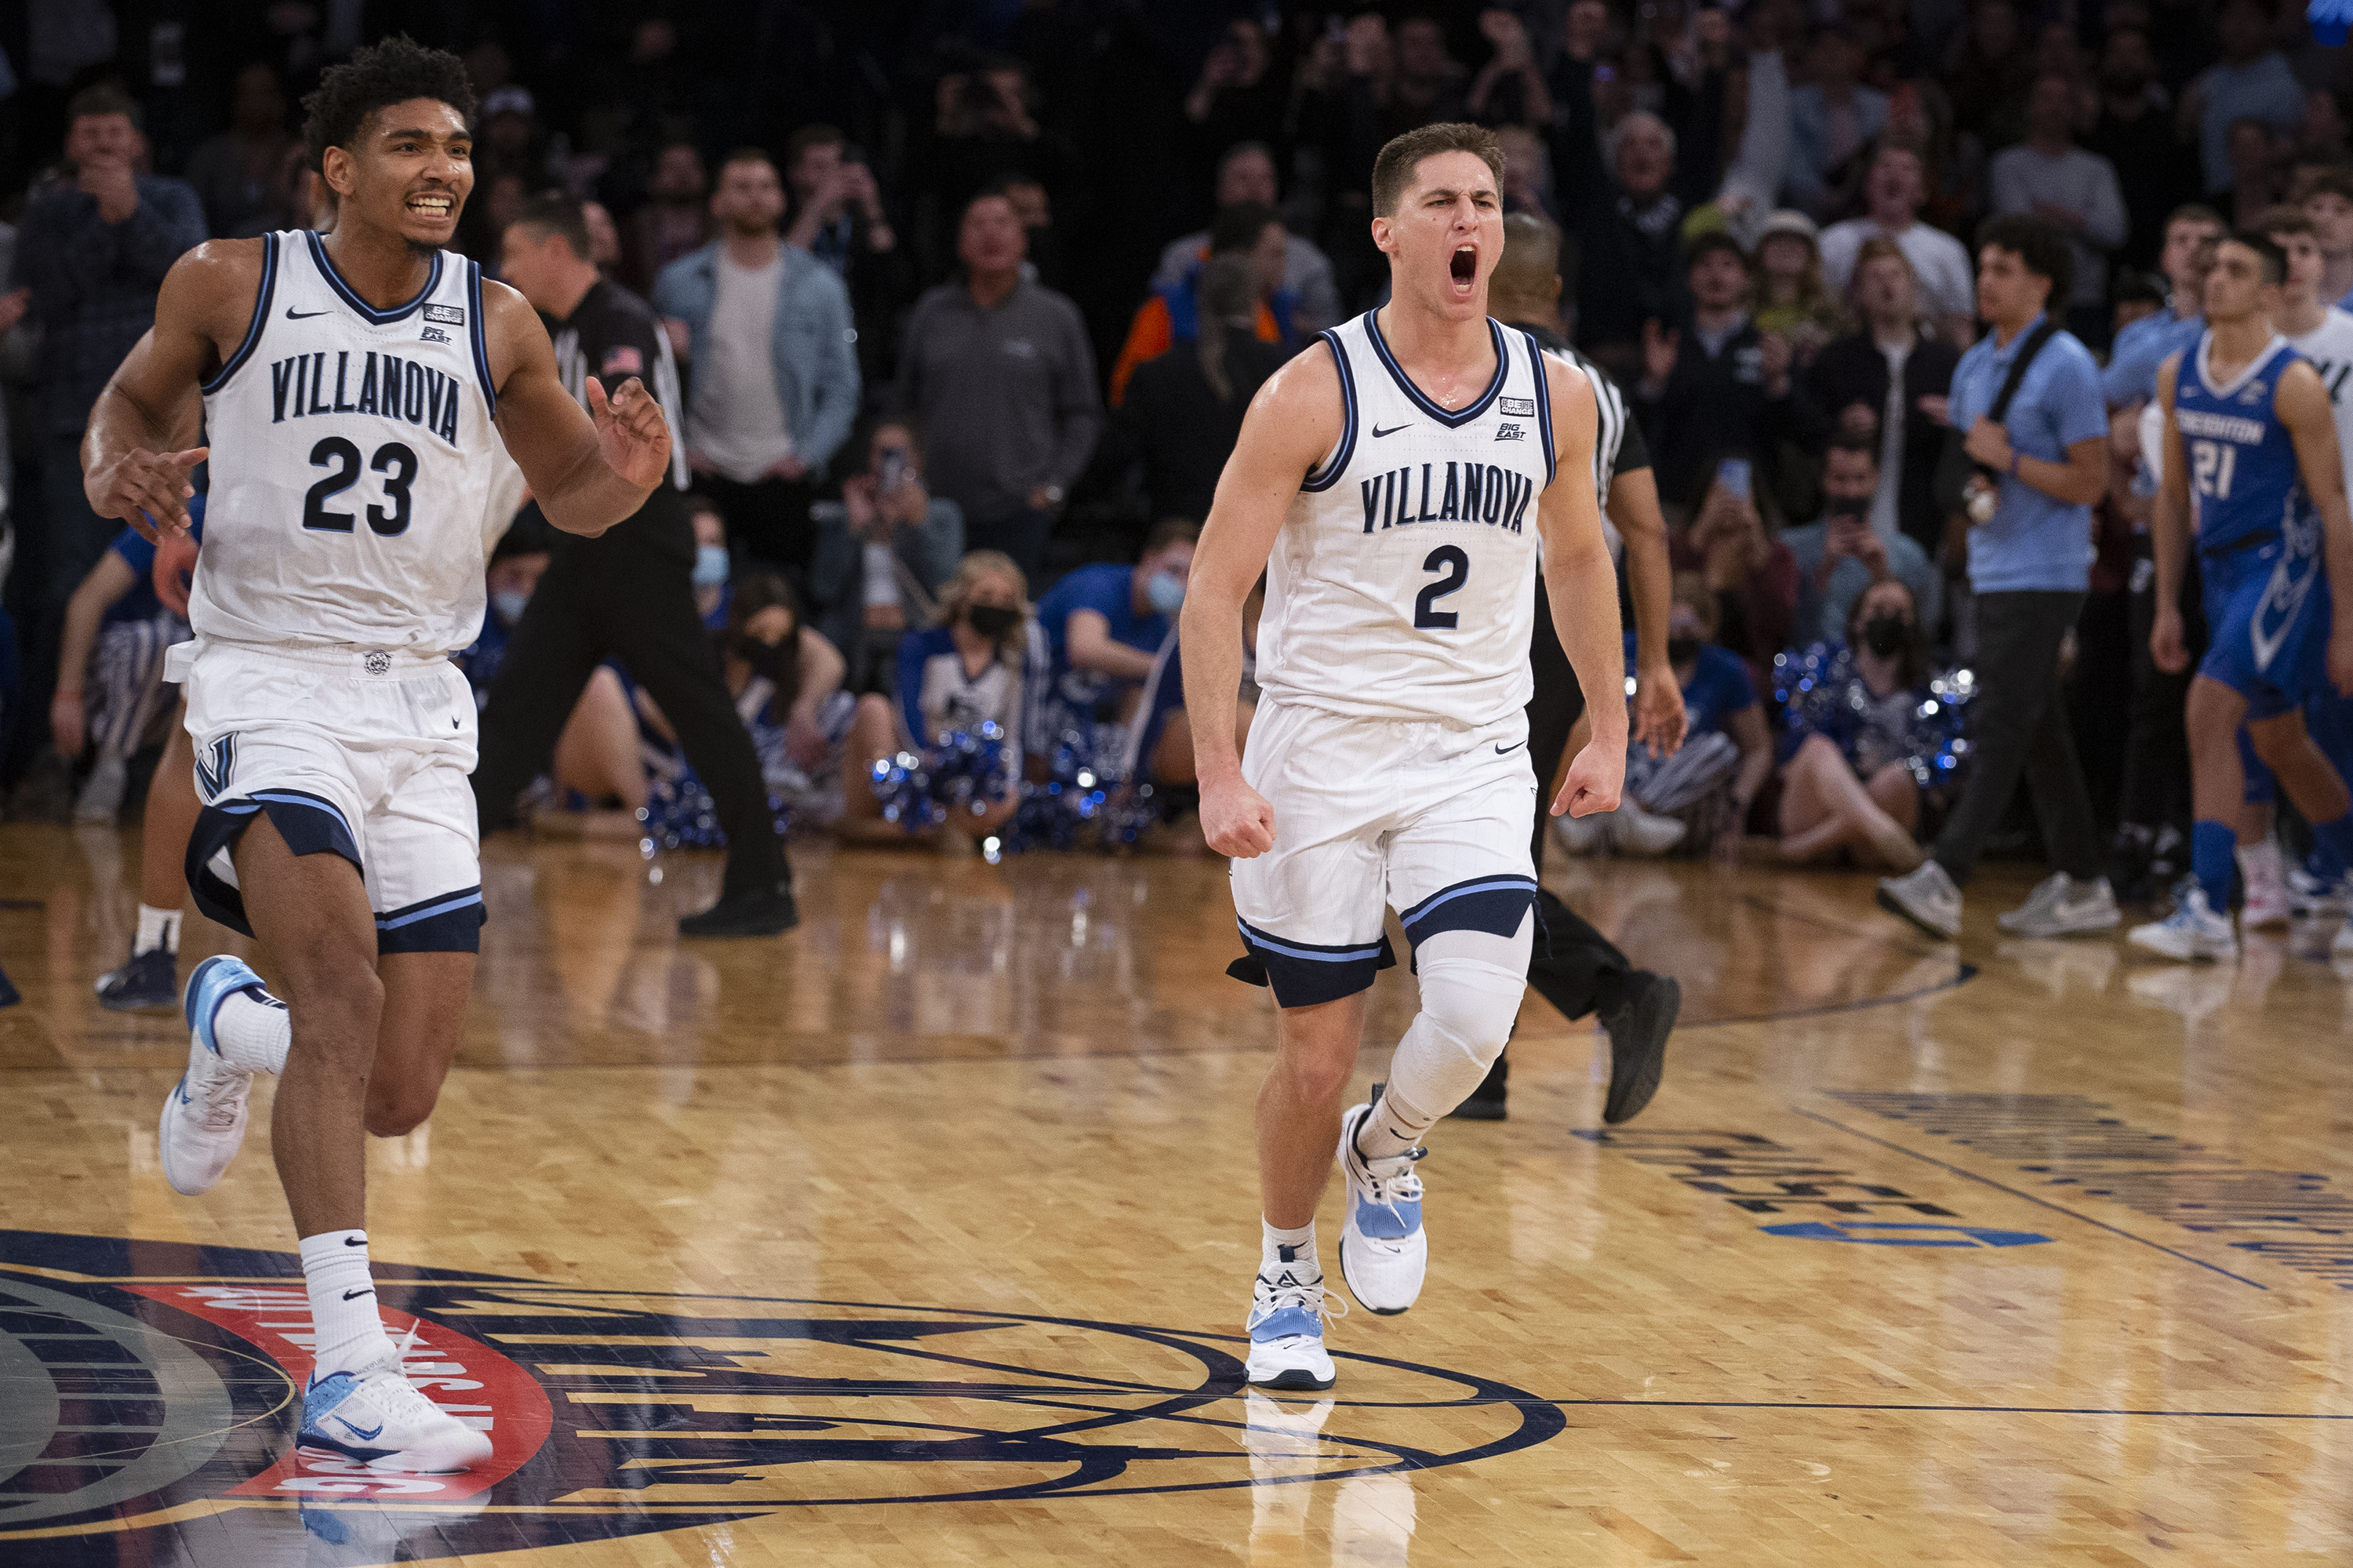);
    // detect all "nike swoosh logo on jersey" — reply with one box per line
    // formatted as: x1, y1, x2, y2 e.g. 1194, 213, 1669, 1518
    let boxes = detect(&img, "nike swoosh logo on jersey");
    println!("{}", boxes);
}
1372, 424, 1411, 438
285, 307, 330, 319
1494, 740, 1525, 755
